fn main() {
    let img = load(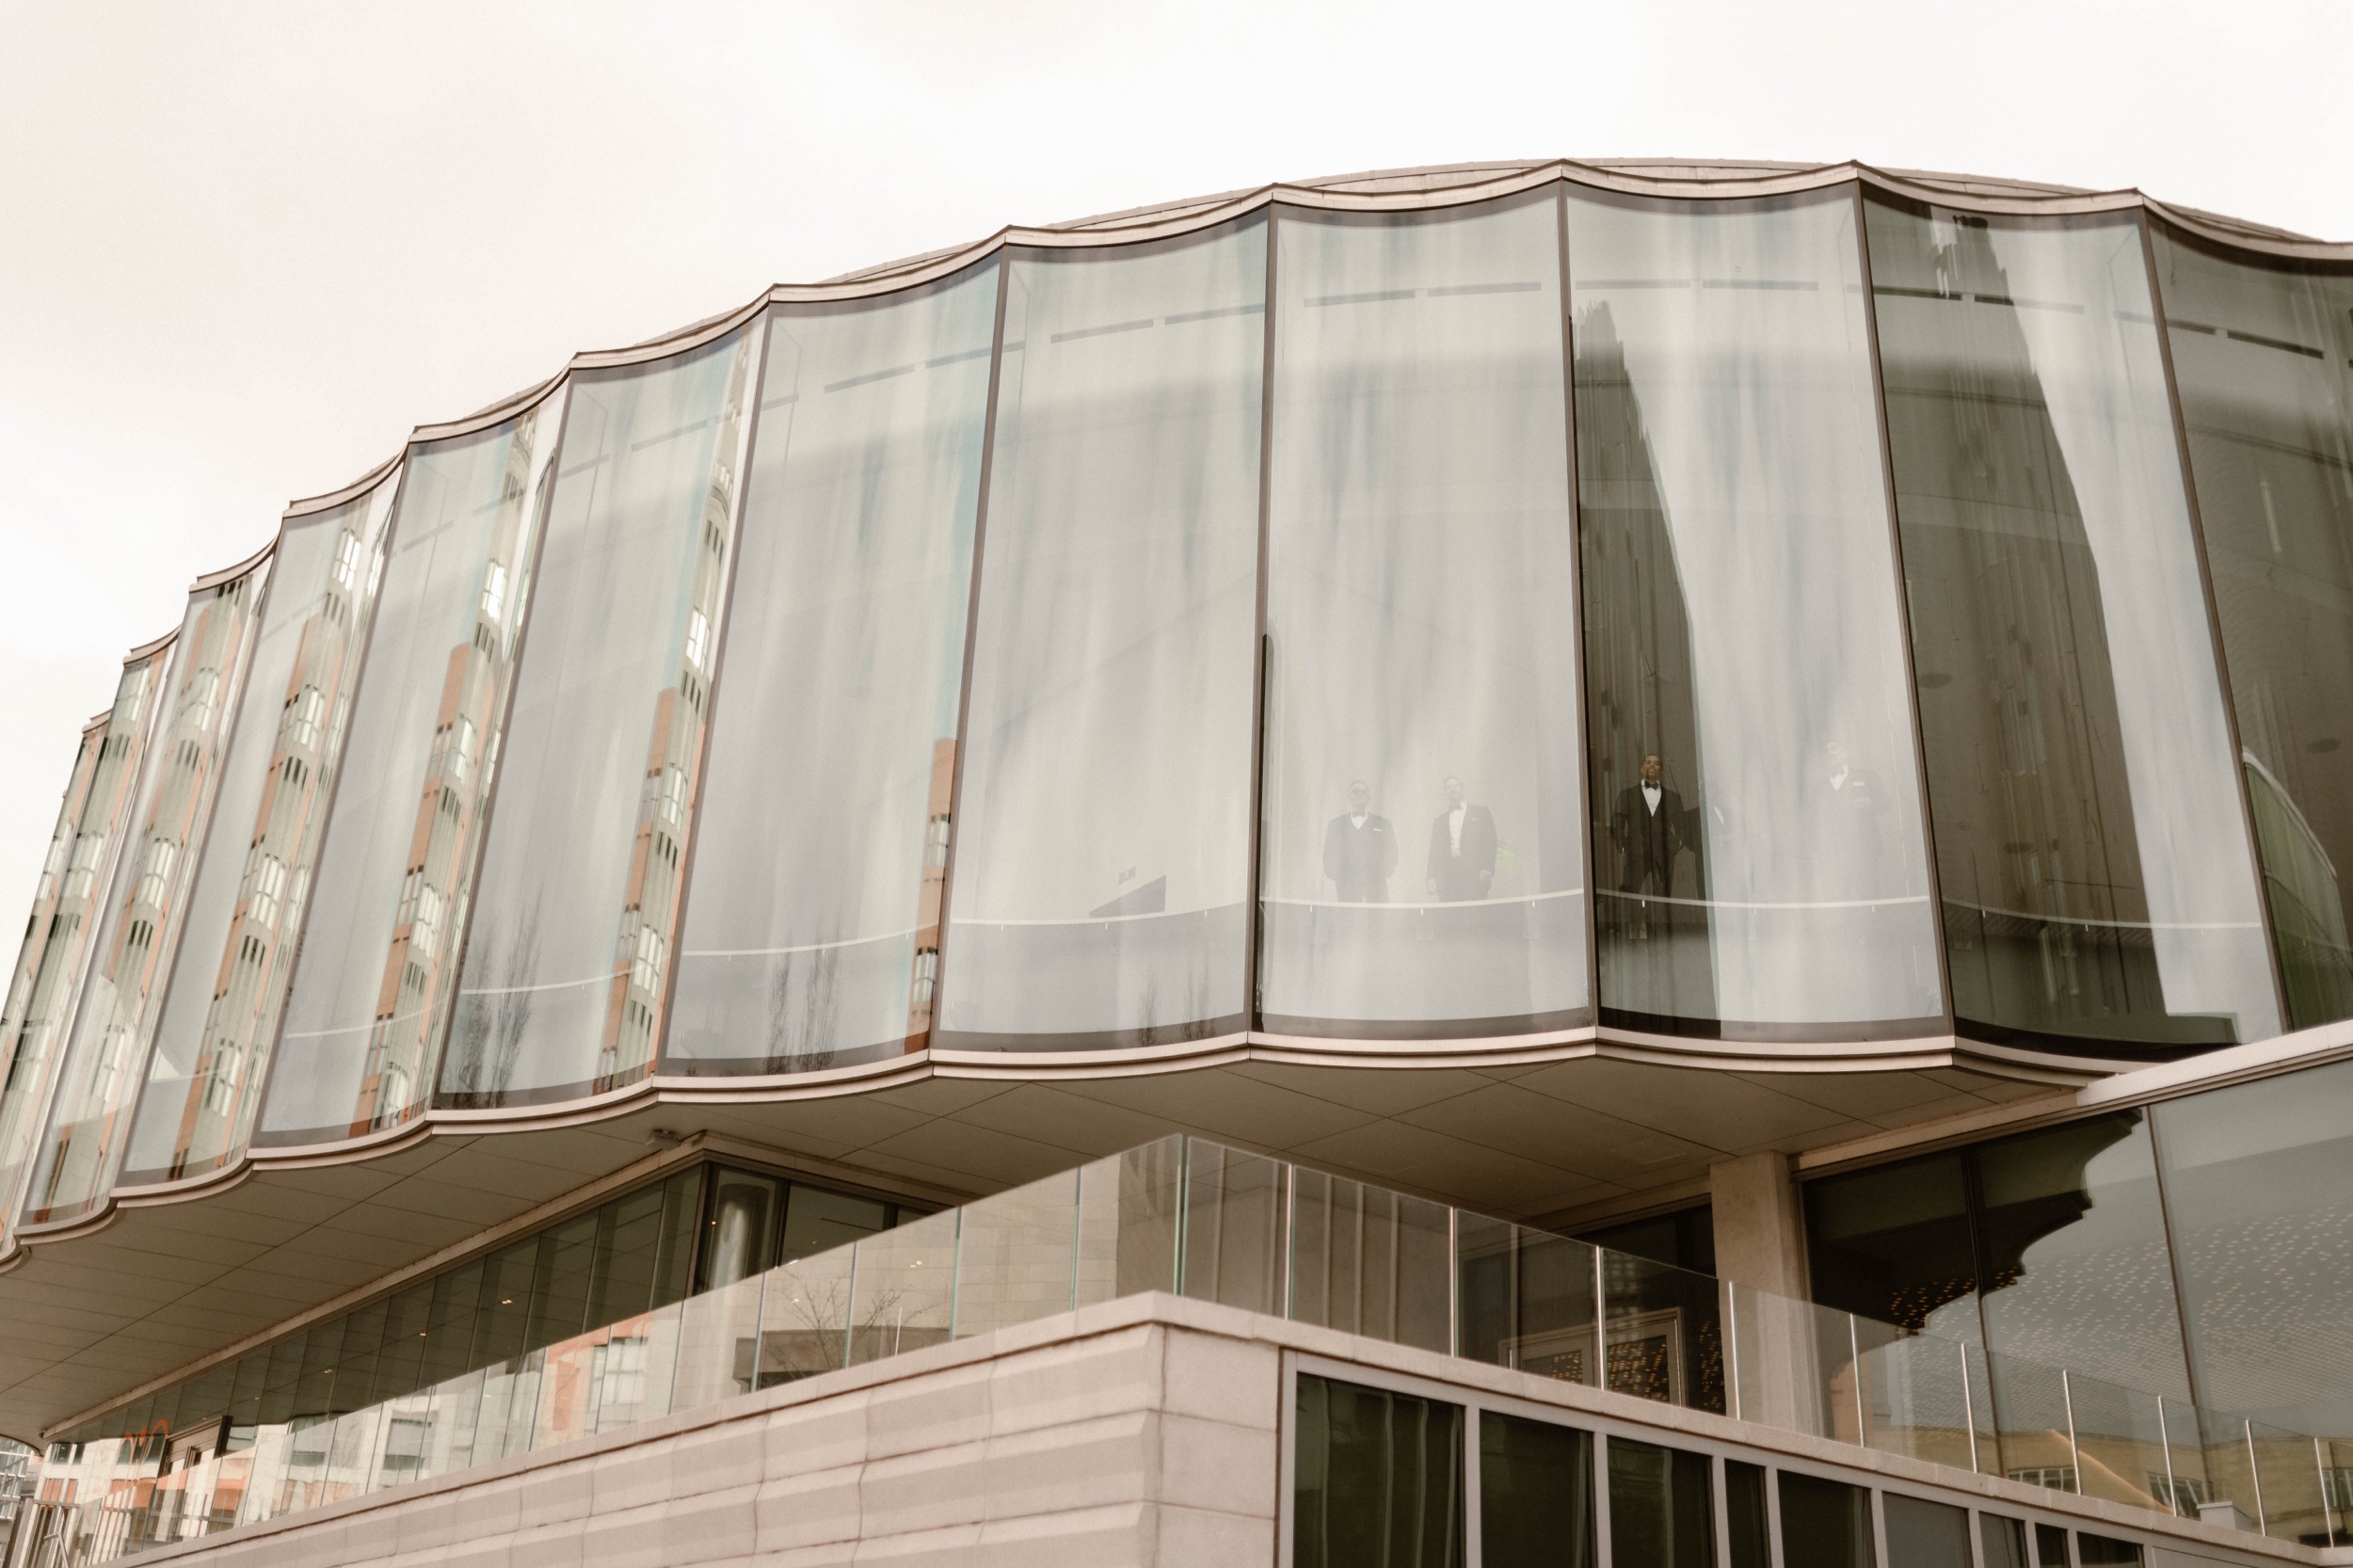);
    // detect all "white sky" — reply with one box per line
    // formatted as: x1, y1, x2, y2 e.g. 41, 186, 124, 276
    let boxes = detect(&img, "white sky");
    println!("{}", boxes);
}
1, 0, 2346, 920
